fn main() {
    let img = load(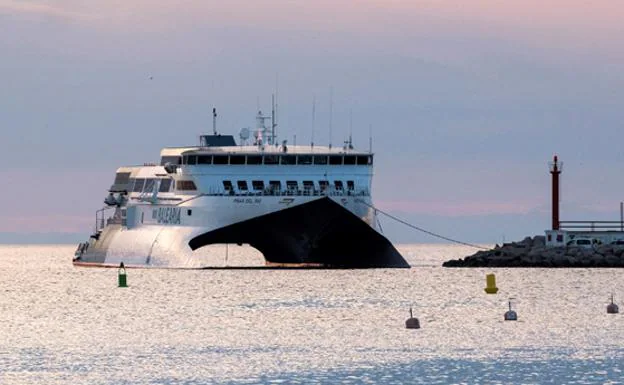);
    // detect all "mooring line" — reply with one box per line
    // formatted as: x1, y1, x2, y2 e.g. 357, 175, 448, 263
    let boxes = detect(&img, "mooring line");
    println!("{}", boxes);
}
357, 199, 488, 250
